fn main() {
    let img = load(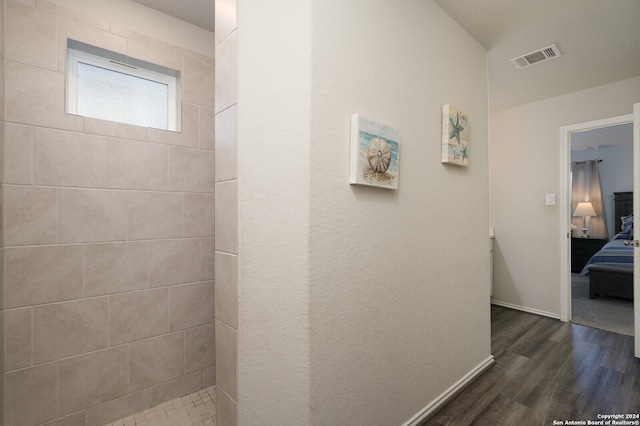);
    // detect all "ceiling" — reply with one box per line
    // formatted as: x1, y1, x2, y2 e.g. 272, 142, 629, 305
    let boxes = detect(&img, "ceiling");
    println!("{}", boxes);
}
435, 0, 640, 112
136, 0, 640, 113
